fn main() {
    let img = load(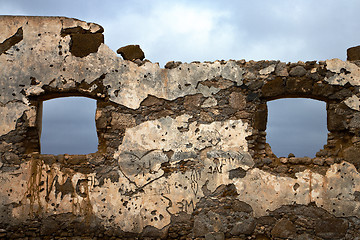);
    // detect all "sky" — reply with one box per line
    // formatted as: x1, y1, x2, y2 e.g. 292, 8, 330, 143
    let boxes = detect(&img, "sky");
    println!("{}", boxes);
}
1, 0, 359, 156
267, 99, 327, 157
41, 97, 98, 155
